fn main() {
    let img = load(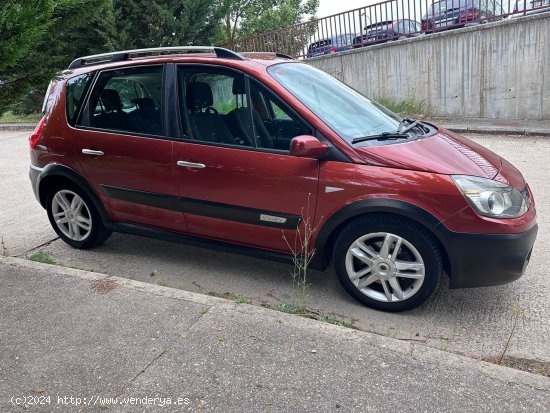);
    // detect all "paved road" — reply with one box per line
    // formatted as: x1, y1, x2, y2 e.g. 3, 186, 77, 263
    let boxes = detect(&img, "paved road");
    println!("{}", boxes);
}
2, 258, 549, 413
1, 130, 548, 367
